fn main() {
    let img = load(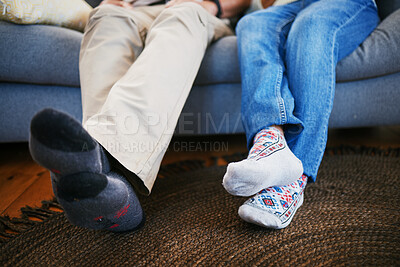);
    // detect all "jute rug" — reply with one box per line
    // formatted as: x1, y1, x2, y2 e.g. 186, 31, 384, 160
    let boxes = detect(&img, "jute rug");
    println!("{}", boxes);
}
1, 147, 399, 266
